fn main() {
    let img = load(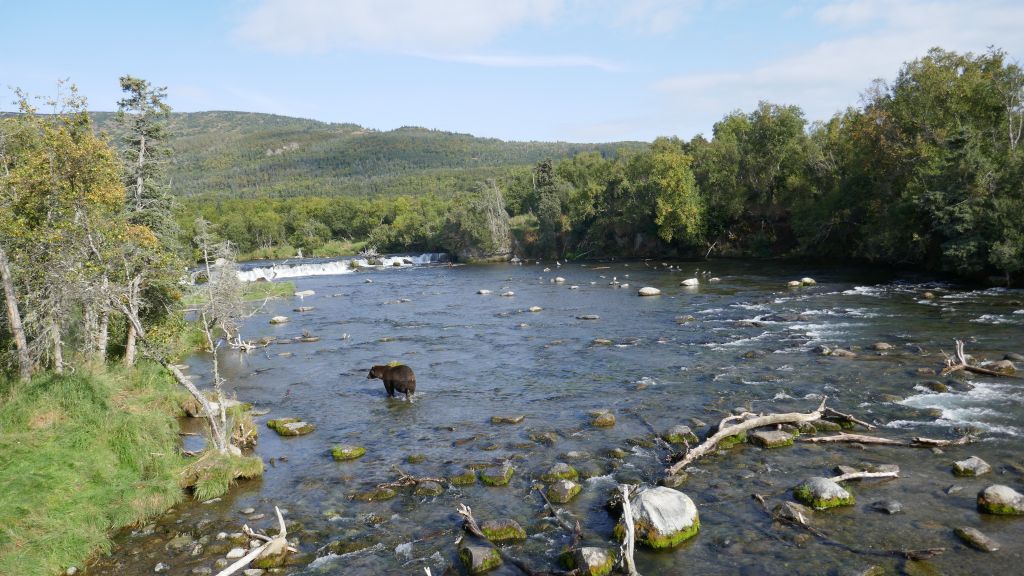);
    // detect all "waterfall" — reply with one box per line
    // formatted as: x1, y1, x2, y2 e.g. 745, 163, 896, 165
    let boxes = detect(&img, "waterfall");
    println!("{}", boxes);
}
235, 253, 448, 282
